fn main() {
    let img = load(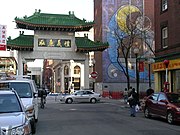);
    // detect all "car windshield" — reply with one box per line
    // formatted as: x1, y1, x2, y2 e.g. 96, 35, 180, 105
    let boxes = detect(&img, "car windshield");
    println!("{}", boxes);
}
73, 91, 84, 95
167, 93, 180, 103
9, 82, 32, 98
0, 94, 22, 113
